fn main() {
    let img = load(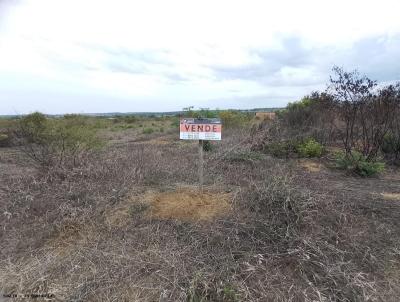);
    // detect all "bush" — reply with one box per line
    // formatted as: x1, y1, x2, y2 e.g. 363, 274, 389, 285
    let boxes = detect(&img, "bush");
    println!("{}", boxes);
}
123, 115, 137, 124
0, 133, 10, 147
142, 127, 154, 134
219, 110, 251, 128
335, 151, 385, 177
171, 118, 180, 128
241, 171, 313, 241
16, 112, 103, 168
382, 132, 400, 159
202, 140, 212, 152
296, 138, 324, 158
18, 112, 48, 144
